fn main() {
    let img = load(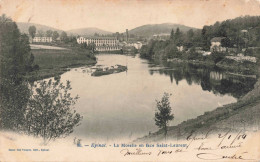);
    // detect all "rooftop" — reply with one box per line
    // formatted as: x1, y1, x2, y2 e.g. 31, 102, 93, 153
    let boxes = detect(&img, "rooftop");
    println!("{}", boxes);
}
210, 37, 225, 42
78, 36, 117, 40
